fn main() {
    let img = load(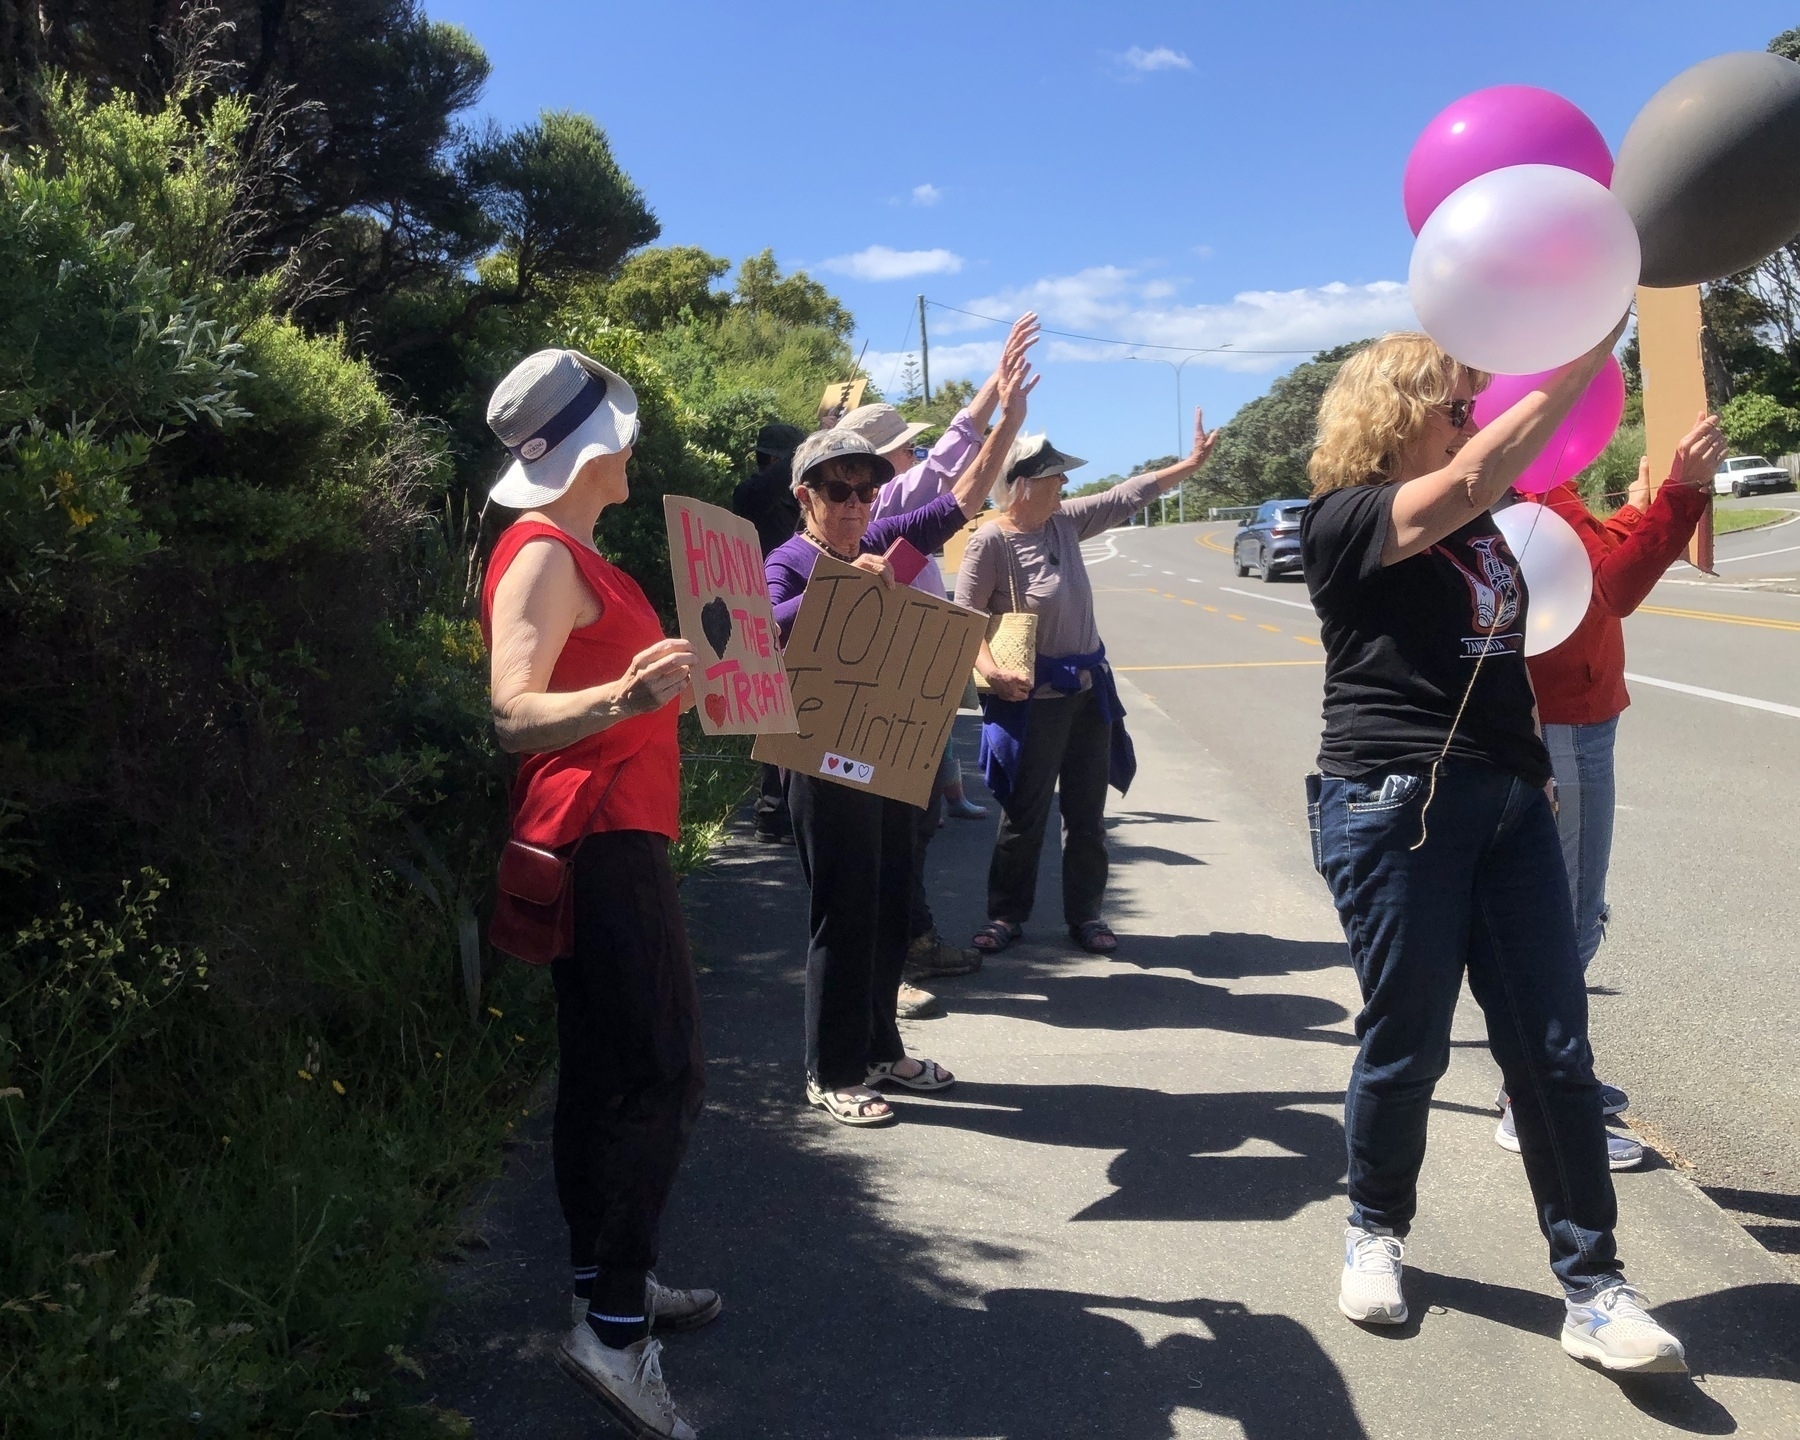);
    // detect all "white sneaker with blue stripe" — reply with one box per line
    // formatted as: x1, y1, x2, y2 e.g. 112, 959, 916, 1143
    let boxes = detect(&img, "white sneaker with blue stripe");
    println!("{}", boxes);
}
1562, 1283, 1687, 1373
1339, 1226, 1407, 1325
